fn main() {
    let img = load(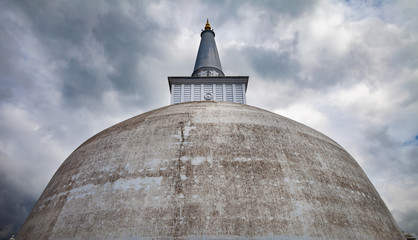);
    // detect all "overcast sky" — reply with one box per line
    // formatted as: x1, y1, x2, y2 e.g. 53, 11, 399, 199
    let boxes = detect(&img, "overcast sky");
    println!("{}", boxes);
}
1, 0, 417, 238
